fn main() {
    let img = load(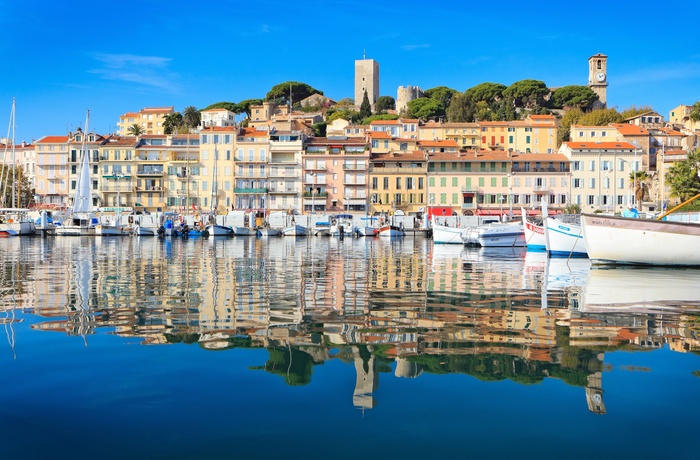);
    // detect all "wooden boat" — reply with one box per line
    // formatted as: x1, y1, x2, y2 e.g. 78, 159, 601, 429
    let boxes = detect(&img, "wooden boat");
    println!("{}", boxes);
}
521, 205, 547, 251
95, 216, 129, 236
356, 226, 377, 237
257, 227, 281, 237
431, 216, 464, 244
581, 213, 700, 266
234, 226, 257, 236
377, 224, 405, 238
206, 223, 234, 237
282, 224, 308, 237
544, 214, 587, 257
